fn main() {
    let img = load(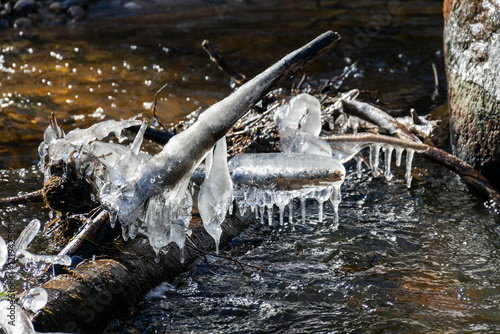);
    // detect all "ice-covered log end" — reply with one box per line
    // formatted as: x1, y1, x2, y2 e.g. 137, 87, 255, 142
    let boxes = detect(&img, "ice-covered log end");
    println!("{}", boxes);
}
229, 153, 345, 227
